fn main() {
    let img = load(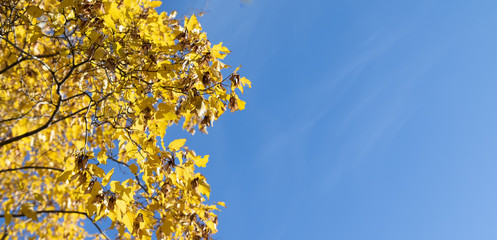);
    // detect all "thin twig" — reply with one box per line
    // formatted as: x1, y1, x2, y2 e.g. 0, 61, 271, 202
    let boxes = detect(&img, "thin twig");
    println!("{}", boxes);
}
83, 99, 94, 154
108, 156, 149, 194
